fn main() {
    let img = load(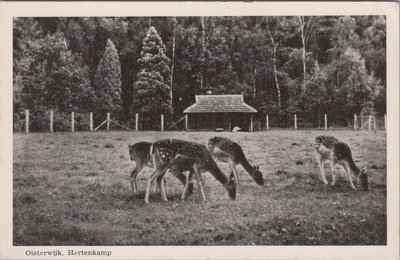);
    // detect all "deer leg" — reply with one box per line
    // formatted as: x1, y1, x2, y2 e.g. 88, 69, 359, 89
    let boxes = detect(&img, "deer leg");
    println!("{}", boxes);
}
343, 164, 357, 190
159, 172, 169, 202
130, 162, 144, 194
170, 166, 194, 196
317, 156, 329, 185
181, 170, 194, 200
145, 168, 166, 203
229, 161, 240, 187
194, 167, 207, 202
329, 161, 336, 186
170, 168, 189, 188
154, 173, 164, 194
154, 172, 167, 196
153, 180, 158, 194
